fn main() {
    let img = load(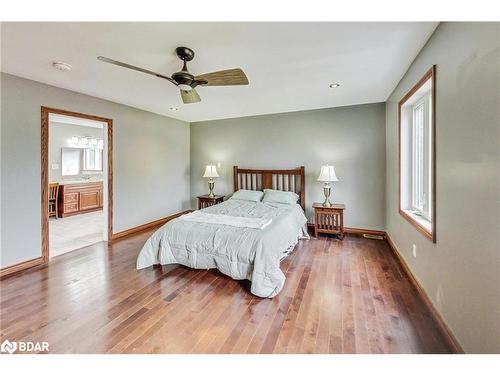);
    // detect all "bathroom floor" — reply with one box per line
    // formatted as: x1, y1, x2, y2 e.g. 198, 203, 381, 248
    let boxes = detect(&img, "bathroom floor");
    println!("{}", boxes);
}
49, 211, 104, 258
